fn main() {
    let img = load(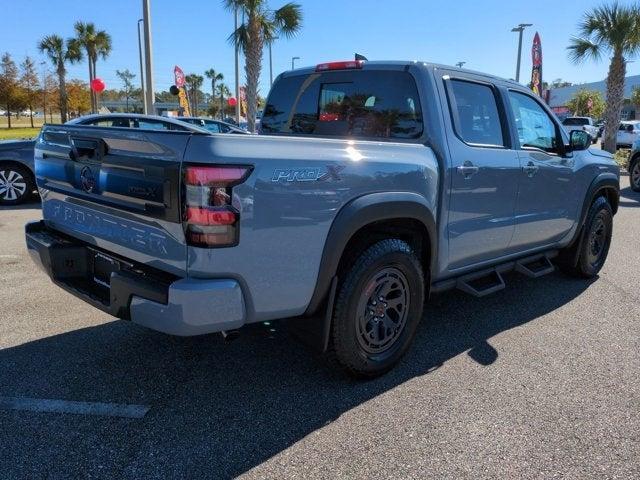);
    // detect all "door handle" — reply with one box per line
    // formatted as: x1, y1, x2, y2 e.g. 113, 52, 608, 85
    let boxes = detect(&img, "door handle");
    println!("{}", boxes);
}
457, 161, 479, 179
523, 161, 539, 177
